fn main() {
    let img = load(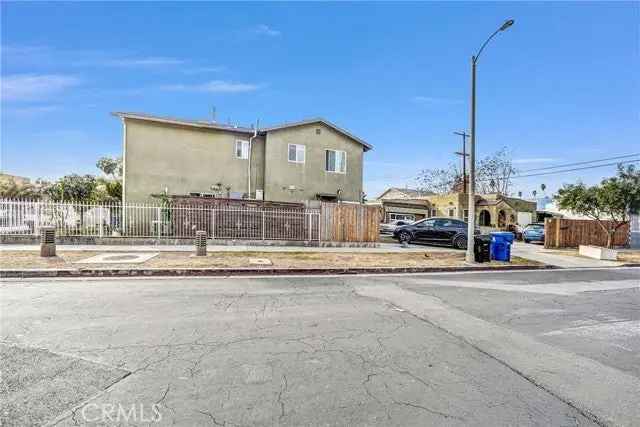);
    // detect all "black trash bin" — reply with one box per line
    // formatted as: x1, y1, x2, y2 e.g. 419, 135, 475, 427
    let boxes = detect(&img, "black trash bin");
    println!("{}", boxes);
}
474, 235, 491, 263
